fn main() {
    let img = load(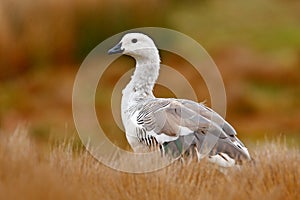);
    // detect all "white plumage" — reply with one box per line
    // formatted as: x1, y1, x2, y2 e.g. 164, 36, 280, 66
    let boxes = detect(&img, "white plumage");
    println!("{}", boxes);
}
108, 33, 251, 167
